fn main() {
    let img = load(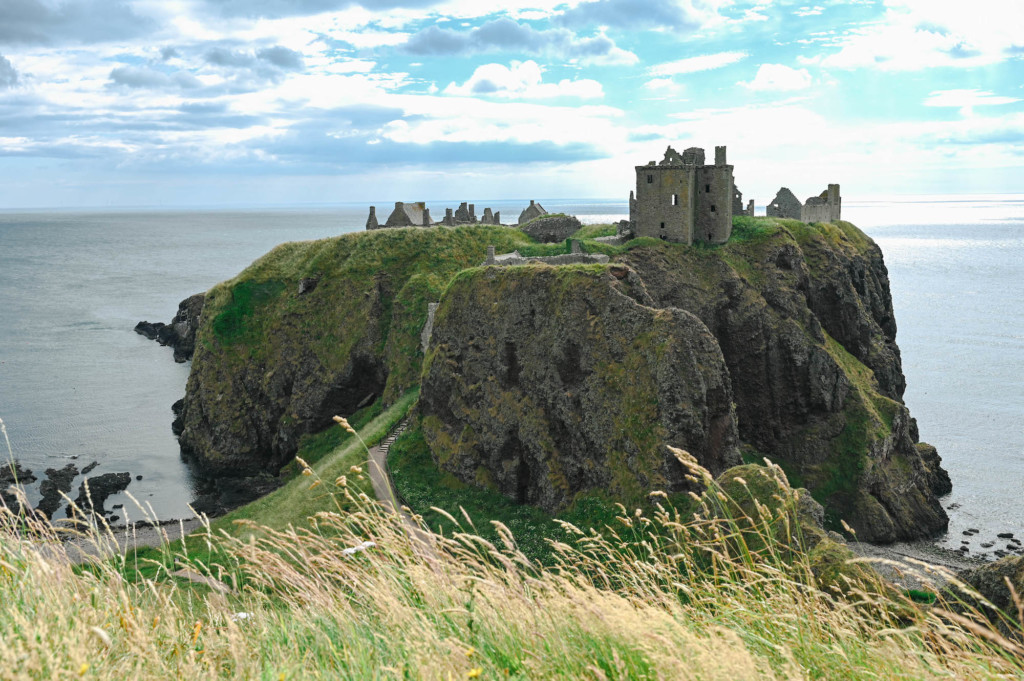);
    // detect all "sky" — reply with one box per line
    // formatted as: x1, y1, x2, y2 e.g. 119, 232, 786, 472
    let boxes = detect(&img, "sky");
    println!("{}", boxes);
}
0, 0, 1021, 208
